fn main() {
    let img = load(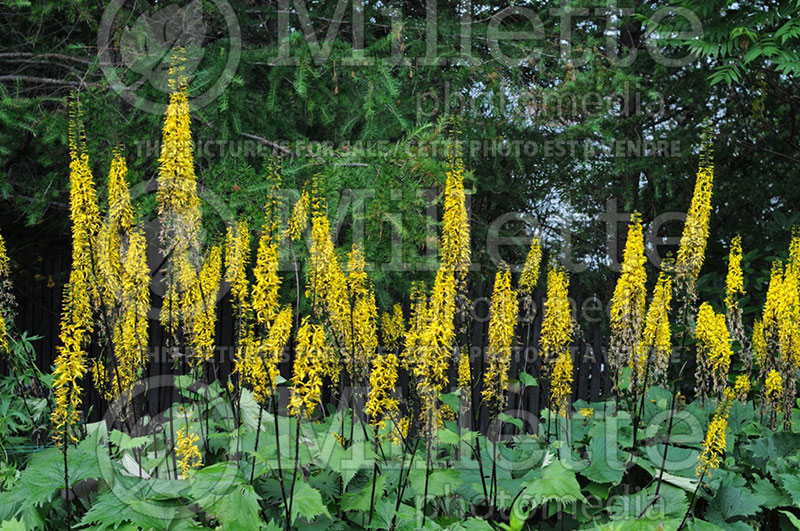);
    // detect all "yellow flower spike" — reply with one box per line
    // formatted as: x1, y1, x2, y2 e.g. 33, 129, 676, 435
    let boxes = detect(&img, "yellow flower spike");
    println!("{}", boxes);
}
381, 304, 405, 352
734, 374, 750, 401
51, 120, 101, 445
519, 237, 542, 295
676, 132, 714, 282
289, 318, 326, 418
610, 212, 647, 383
457, 346, 471, 392
481, 270, 519, 415
176, 425, 202, 479
284, 189, 310, 241
765, 369, 782, 403
225, 220, 251, 311
441, 141, 470, 277
539, 265, 572, 366
724, 236, 744, 312
550, 350, 574, 417
0, 232, 10, 354
251, 239, 281, 326
637, 272, 672, 388
366, 351, 400, 429
695, 302, 733, 400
